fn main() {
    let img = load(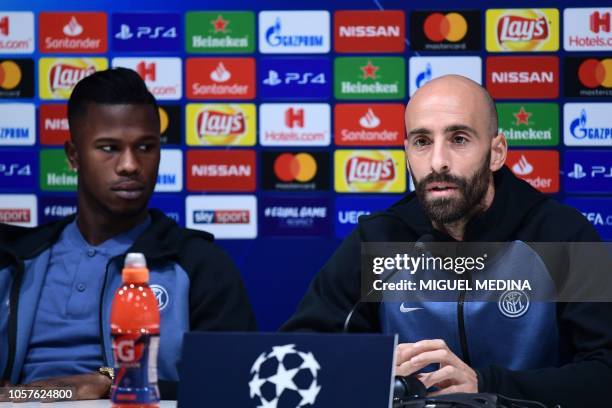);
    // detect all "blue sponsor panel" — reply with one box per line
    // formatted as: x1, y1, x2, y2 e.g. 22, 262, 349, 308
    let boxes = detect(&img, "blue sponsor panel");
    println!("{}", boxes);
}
39, 195, 77, 224
112, 13, 182, 52
258, 57, 331, 99
260, 196, 331, 236
334, 196, 398, 238
149, 194, 184, 225
563, 150, 612, 194
564, 197, 612, 240
0, 150, 37, 191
